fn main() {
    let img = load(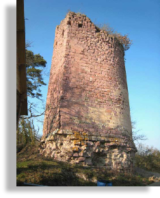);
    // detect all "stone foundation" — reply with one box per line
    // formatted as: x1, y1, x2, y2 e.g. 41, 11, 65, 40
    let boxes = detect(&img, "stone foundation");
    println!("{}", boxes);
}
40, 129, 136, 172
